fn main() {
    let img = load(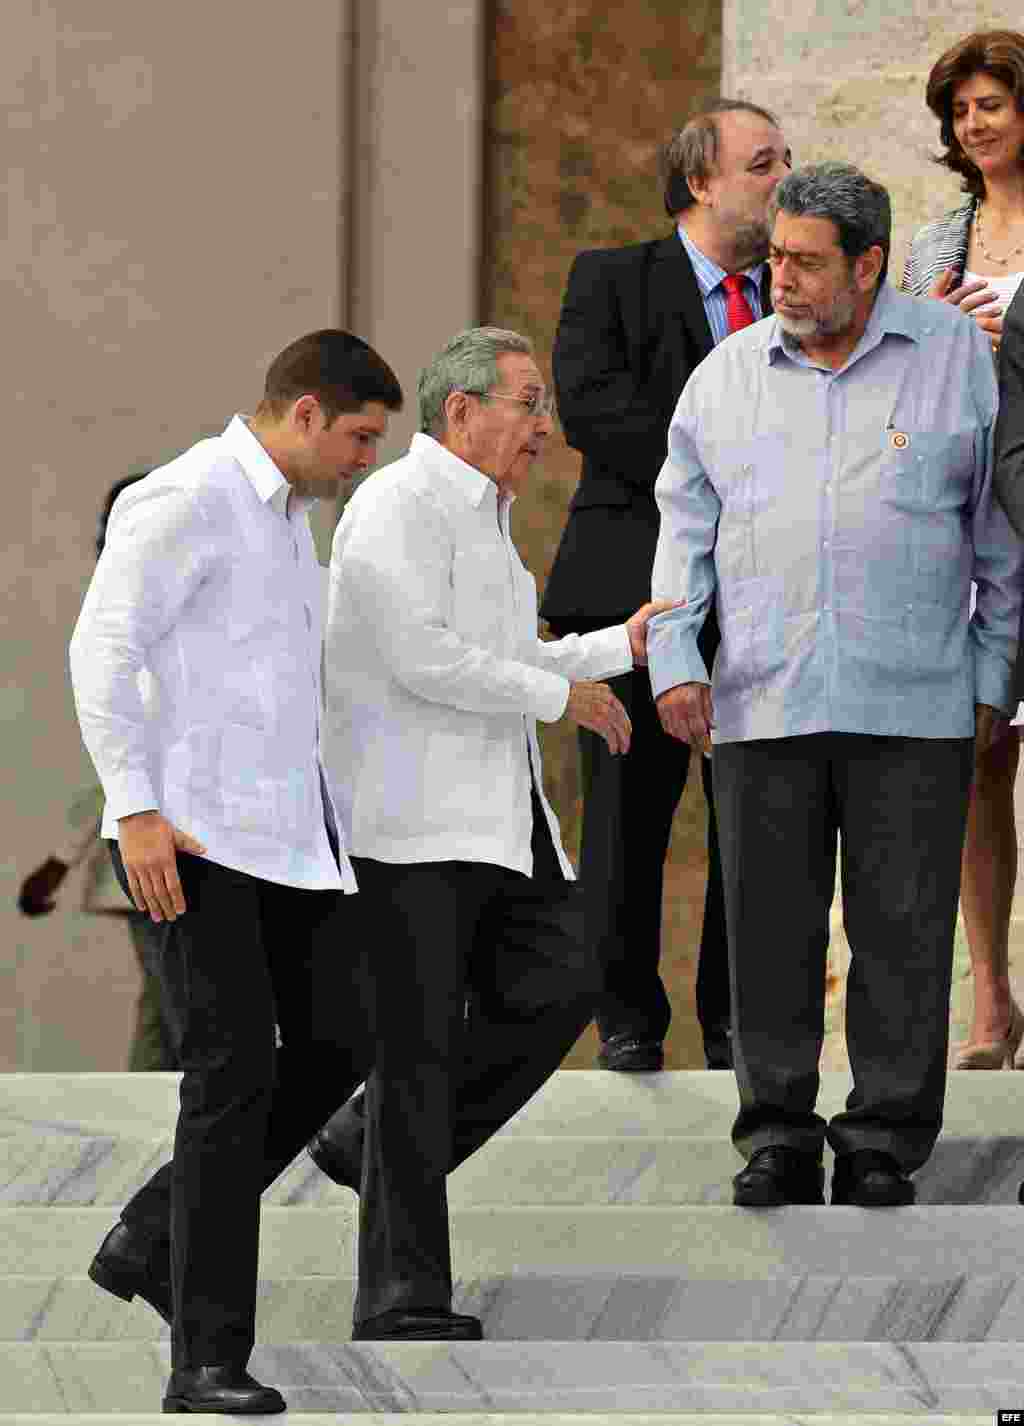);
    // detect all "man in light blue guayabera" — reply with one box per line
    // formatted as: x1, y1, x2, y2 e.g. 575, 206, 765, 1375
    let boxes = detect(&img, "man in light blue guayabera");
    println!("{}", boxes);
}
648, 162, 1023, 1211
